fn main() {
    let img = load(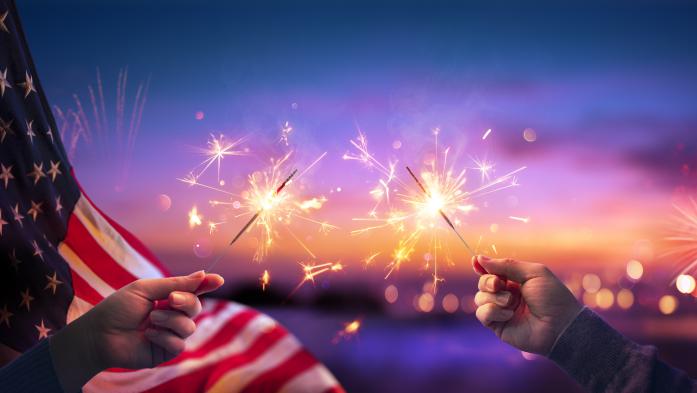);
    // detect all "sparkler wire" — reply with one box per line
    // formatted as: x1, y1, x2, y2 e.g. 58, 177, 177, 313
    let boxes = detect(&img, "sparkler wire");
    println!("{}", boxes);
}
205, 168, 298, 272
405, 166, 475, 257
